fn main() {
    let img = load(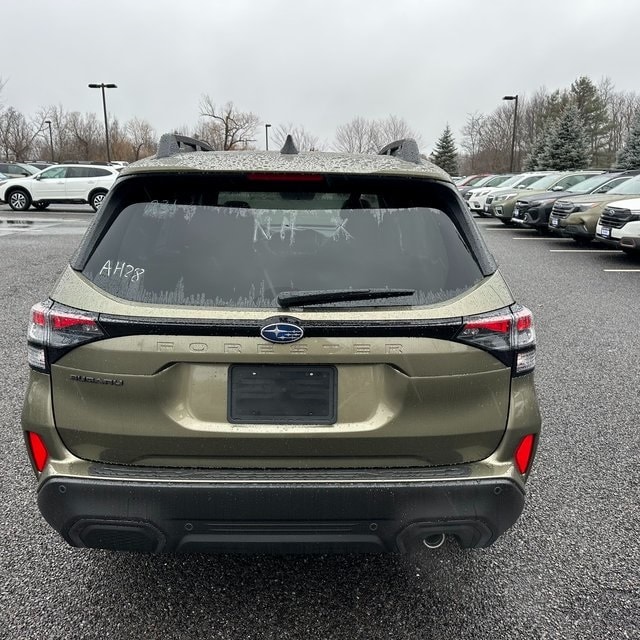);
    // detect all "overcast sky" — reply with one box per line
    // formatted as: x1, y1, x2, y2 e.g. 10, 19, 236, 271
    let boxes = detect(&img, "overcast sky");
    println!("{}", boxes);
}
2, 0, 638, 153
